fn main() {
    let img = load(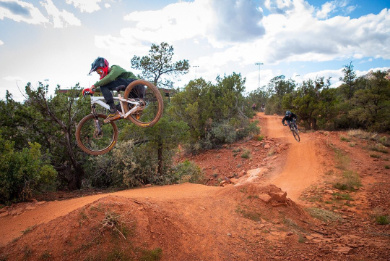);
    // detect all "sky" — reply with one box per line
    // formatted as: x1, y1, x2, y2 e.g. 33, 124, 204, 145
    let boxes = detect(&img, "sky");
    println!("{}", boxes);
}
0, 0, 389, 101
